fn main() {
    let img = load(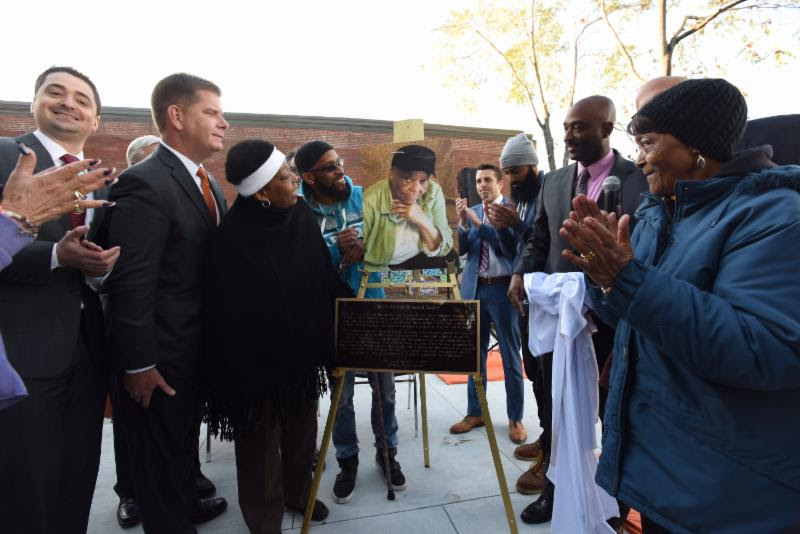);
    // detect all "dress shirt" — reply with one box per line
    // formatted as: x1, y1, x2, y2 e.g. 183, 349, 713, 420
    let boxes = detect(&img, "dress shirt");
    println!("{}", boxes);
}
479, 195, 510, 278
32, 131, 94, 270
578, 149, 616, 202
159, 142, 219, 225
